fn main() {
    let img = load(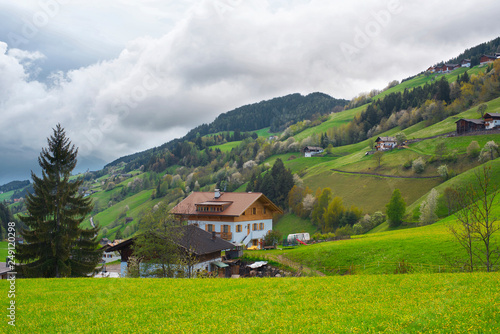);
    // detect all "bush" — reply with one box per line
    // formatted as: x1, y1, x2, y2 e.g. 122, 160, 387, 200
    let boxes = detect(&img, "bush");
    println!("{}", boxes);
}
438, 165, 448, 180
412, 157, 426, 174
263, 230, 282, 247
335, 225, 354, 237
467, 141, 480, 159
403, 159, 412, 169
